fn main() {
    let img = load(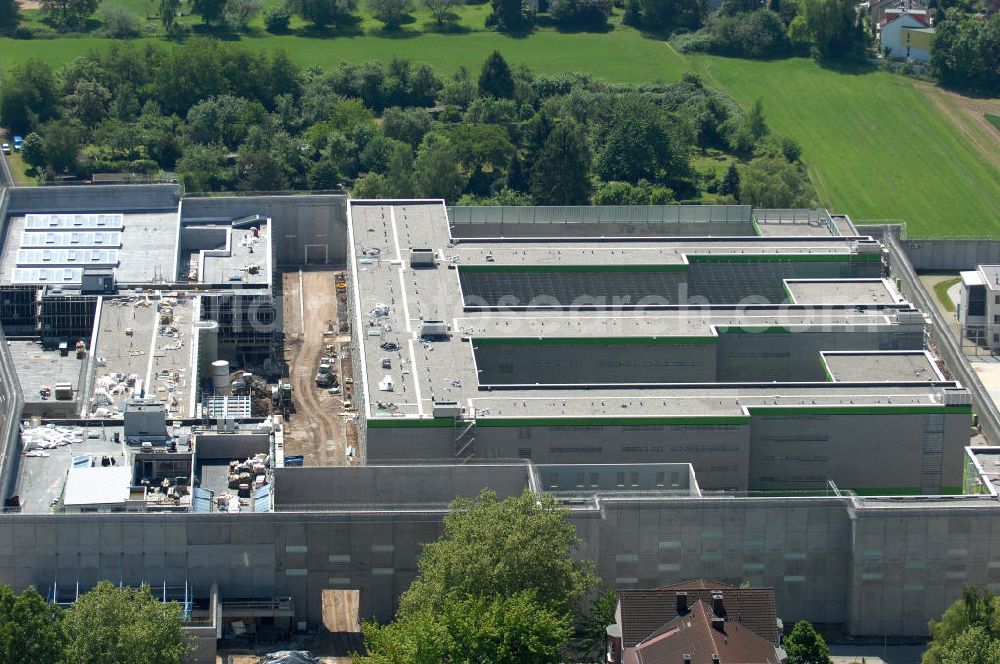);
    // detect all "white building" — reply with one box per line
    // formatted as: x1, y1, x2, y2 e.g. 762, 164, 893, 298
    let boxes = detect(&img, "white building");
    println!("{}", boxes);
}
881, 12, 934, 62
